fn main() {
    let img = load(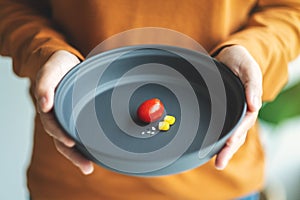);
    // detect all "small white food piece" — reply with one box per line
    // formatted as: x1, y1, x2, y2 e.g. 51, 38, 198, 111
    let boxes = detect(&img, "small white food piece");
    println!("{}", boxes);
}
151, 126, 156, 131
